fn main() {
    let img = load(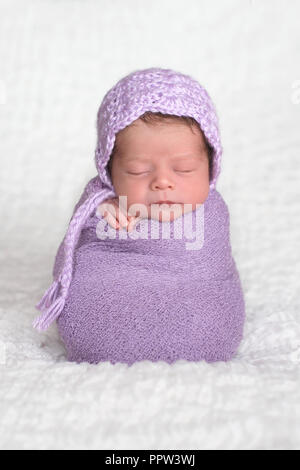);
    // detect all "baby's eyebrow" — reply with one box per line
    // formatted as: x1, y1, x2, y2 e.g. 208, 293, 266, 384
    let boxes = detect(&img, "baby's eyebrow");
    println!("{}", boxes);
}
171, 154, 201, 160
123, 157, 151, 162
